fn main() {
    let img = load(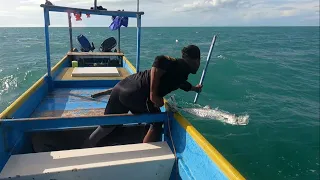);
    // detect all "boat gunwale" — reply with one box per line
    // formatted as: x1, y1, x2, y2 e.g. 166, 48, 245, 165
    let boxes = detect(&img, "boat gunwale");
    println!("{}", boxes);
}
0, 52, 245, 179
0, 55, 69, 120
172, 111, 246, 180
